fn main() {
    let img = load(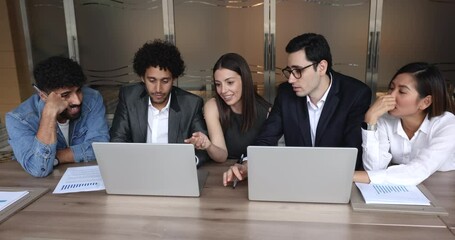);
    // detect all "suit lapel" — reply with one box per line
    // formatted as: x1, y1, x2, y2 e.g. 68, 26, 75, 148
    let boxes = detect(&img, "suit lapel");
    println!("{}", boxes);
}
315, 73, 339, 146
136, 89, 149, 143
296, 96, 313, 146
168, 88, 181, 143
